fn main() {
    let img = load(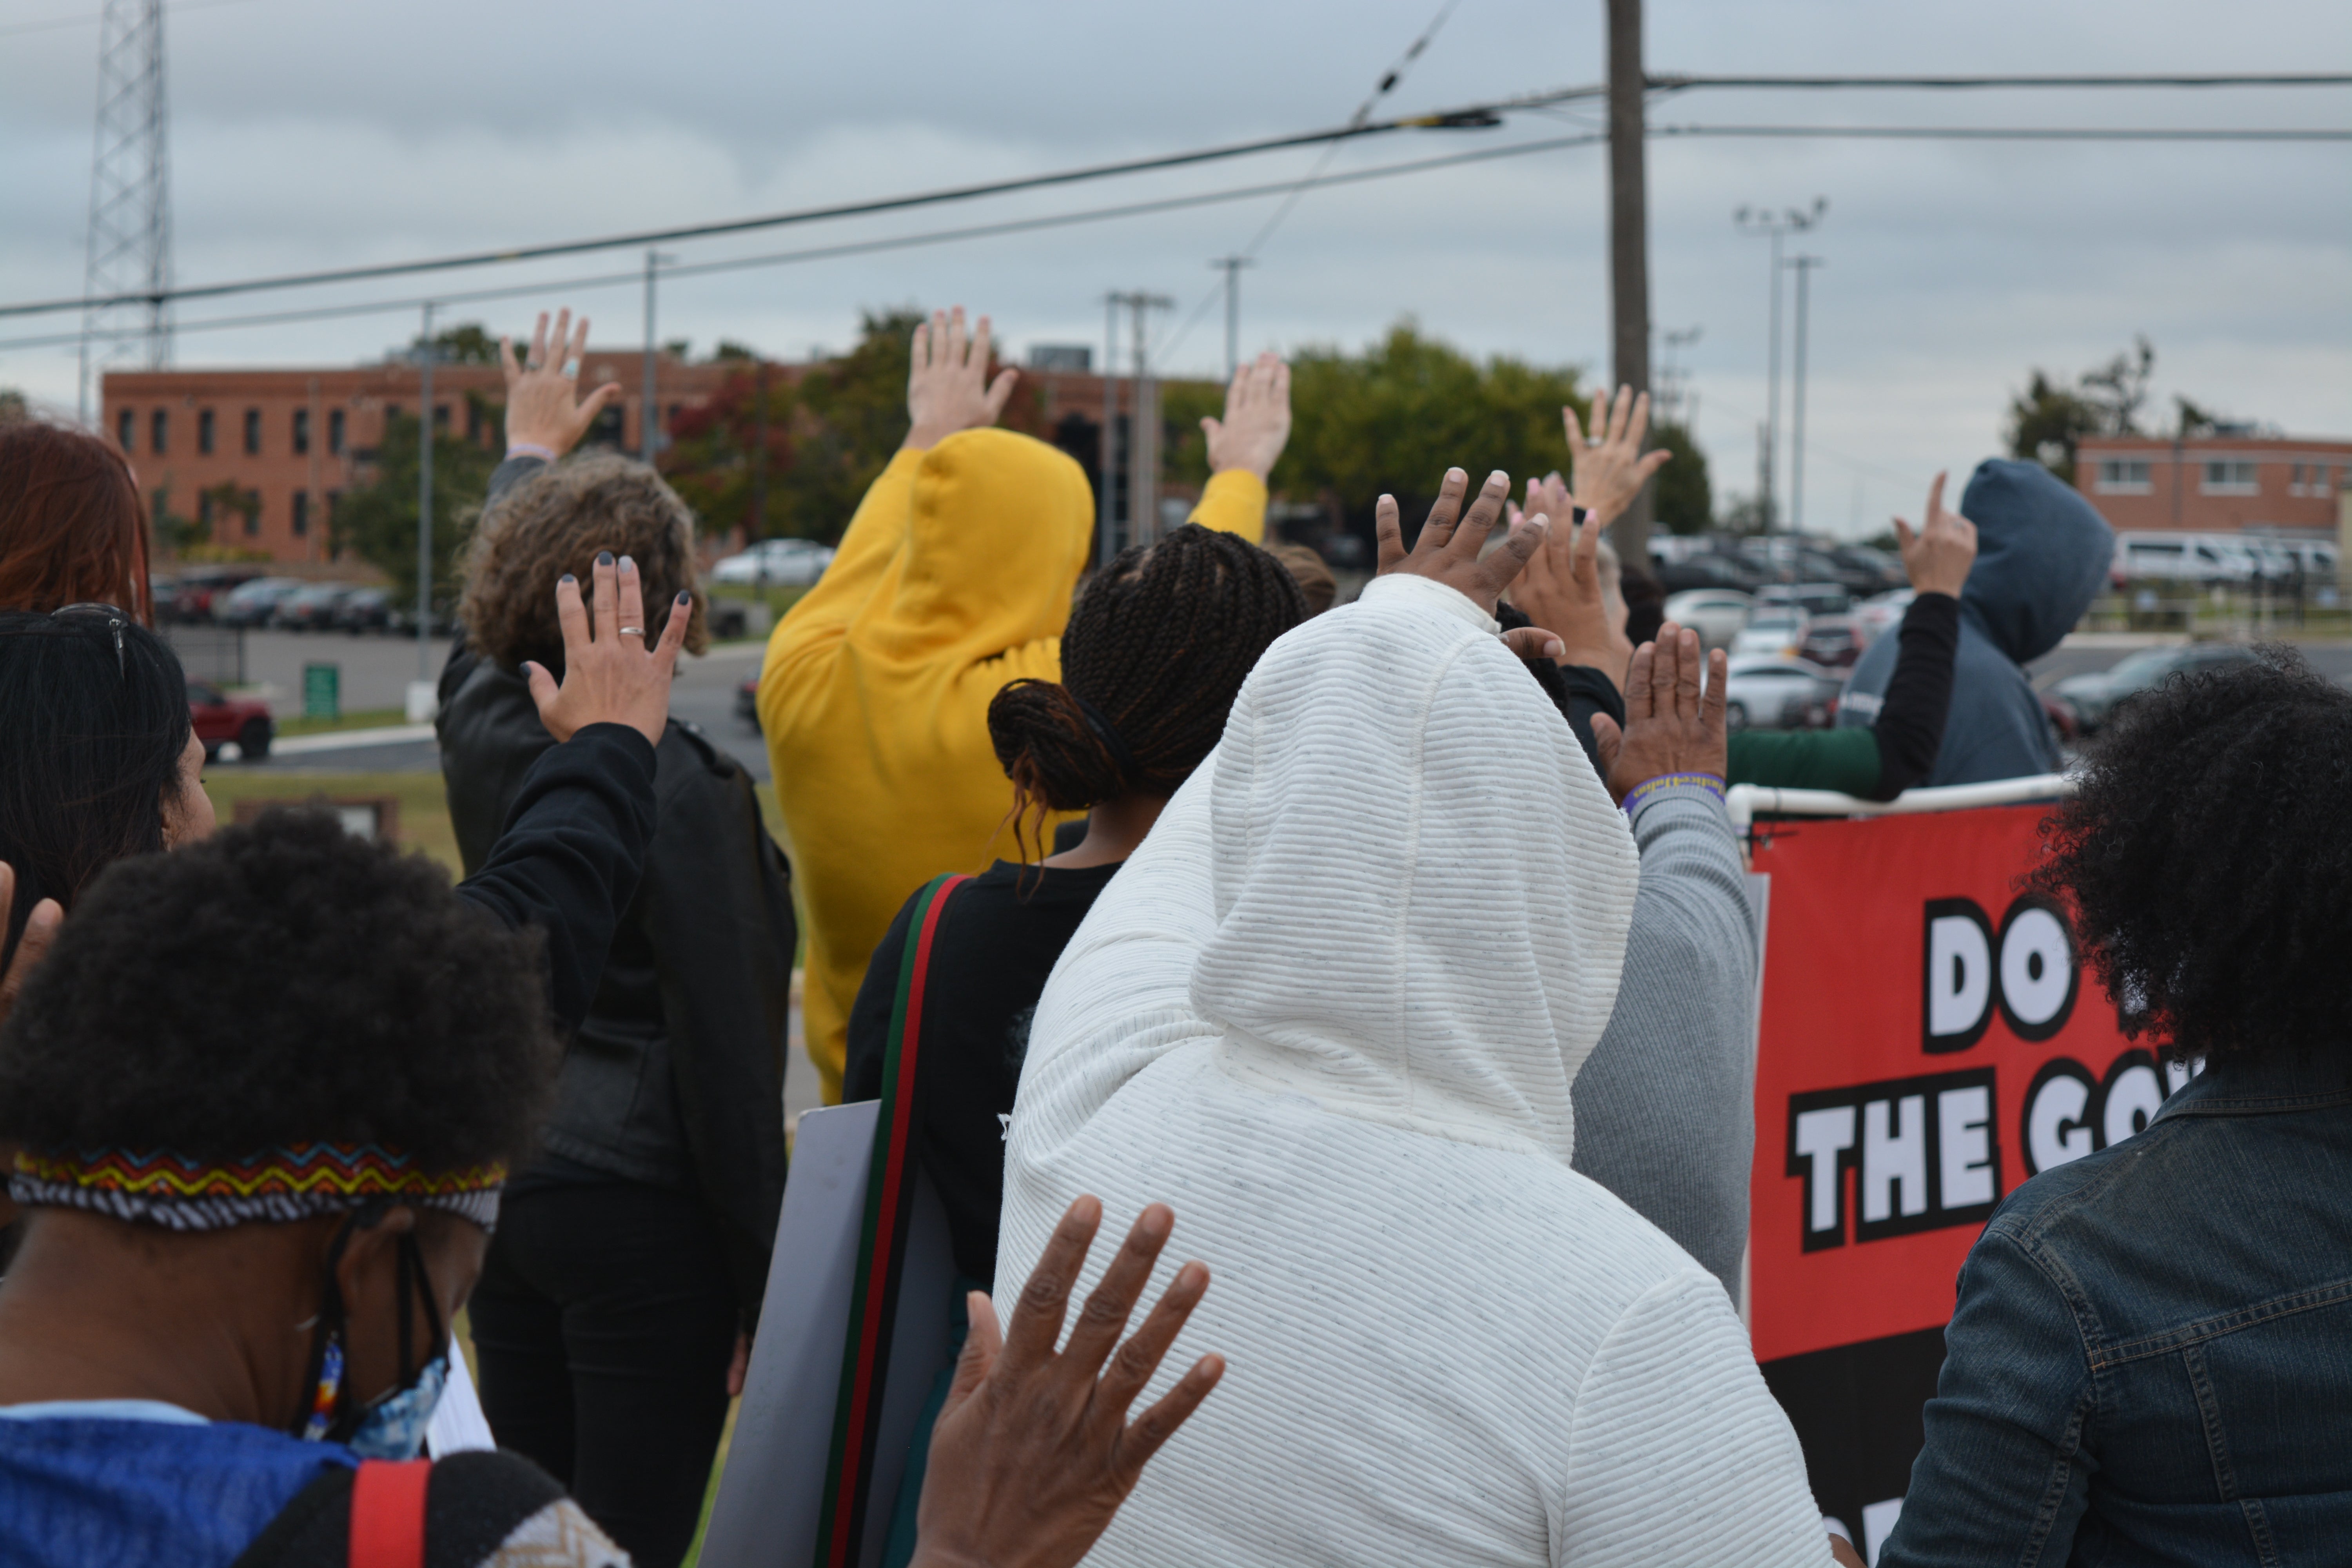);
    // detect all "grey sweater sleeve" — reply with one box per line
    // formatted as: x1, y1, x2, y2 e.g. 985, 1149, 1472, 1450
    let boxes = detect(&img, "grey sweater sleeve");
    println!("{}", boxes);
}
1568, 783, 1758, 1298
